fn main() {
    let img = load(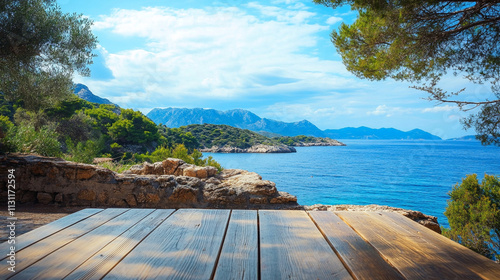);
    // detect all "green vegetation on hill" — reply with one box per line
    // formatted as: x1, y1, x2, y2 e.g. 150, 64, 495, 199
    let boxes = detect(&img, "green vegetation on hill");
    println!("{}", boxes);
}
274, 135, 335, 146
0, 94, 221, 171
178, 124, 337, 149
180, 124, 273, 149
